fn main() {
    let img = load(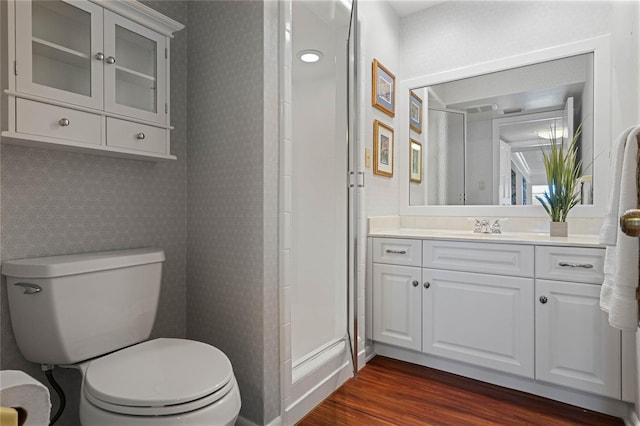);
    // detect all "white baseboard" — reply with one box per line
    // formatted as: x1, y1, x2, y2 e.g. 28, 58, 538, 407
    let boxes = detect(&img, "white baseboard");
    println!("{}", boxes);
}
626, 406, 640, 426
235, 416, 257, 426
236, 415, 282, 426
